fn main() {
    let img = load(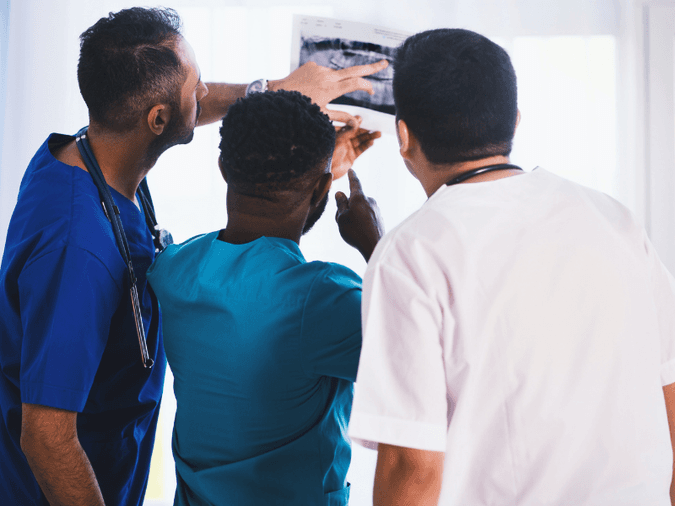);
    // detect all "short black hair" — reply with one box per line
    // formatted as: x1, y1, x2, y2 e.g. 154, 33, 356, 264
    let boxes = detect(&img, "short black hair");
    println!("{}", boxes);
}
219, 90, 336, 200
393, 28, 518, 165
78, 7, 184, 132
